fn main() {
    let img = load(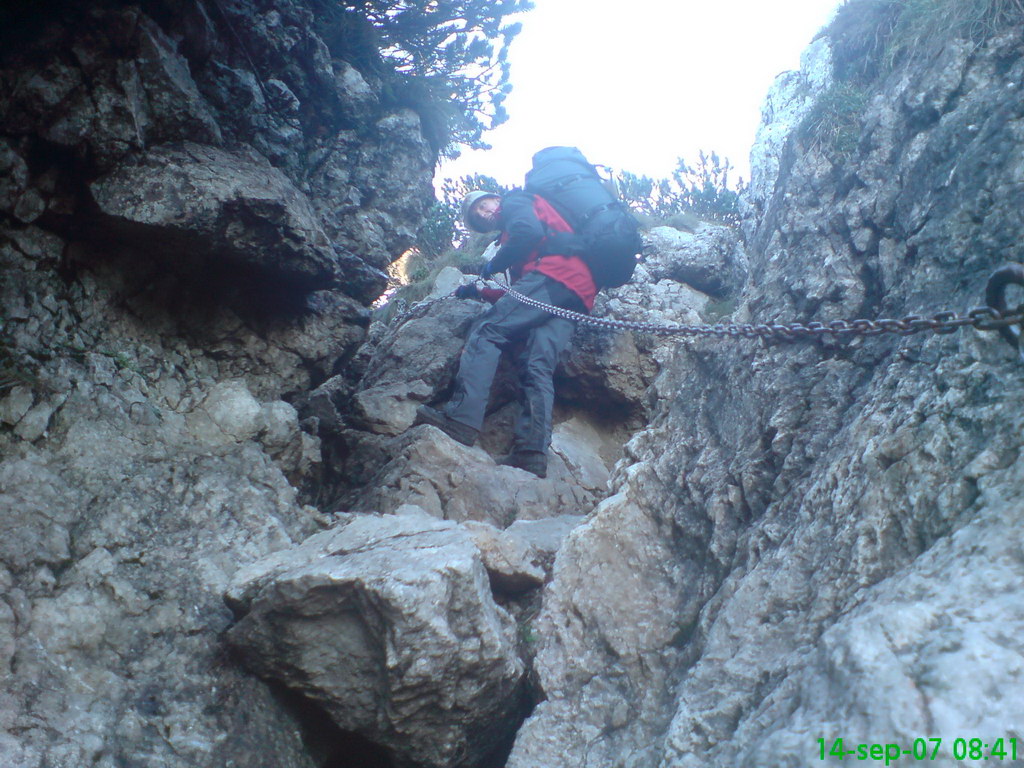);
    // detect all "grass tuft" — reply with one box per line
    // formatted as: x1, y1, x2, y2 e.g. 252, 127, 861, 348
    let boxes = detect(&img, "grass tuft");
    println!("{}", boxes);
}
799, 82, 871, 159
886, 0, 1024, 67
